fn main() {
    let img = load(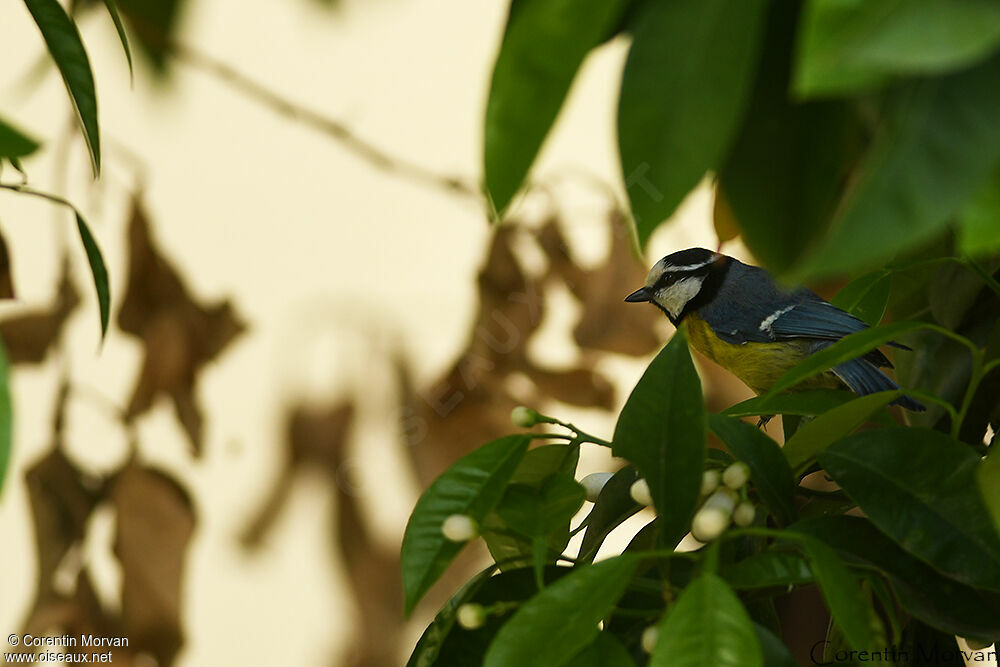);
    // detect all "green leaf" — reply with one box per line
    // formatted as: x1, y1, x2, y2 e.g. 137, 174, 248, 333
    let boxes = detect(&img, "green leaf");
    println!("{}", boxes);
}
496, 474, 585, 539
617, 0, 769, 245
722, 549, 813, 590
791, 515, 1000, 640
401, 434, 532, 615
781, 391, 899, 472
0, 116, 41, 159
720, 2, 855, 273
979, 447, 1000, 535
722, 389, 857, 418
708, 415, 797, 525
102, 0, 134, 79
75, 213, 111, 340
650, 573, 762, 667
753, 623, 798, 667
483, 555, 639, 667
24, 0, 101, 175
484, 0, 629, 214
793, 534, 883, 652
959, 166, 1000, 258
819, 427, 1000, 590
792, 54, 1000, 280
566, 632, 637, 667
578, 466, 640, 563
830, 270, 892, 327
613, 330, 706, 548
483, 444, 580, 569
759, 320, 924, 403
795, 0, 1000, 96
0, 339, 11, 495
